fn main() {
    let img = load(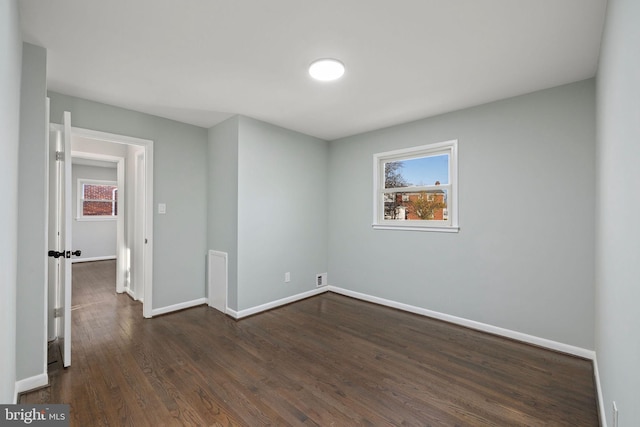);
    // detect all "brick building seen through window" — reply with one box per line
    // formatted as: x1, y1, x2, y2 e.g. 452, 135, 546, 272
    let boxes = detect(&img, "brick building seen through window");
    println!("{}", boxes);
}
82, 183, 118, 217
385, 181, 448, 221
